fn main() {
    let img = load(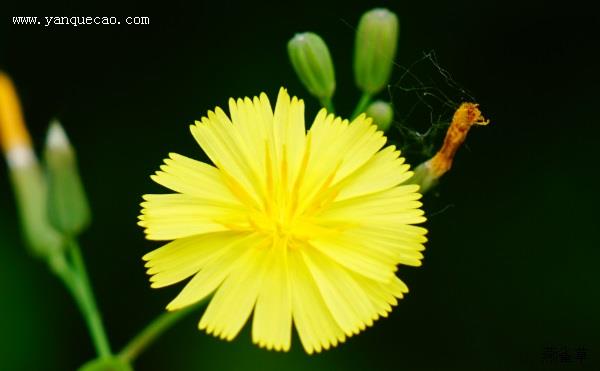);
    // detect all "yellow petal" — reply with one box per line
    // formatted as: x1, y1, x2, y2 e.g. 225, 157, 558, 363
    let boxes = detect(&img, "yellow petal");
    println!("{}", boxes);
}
143, 231, 245, 288
190, 116, 263, 208
310, 235, 397, 282
346, 226, 427, 267
166, 233, 265, 310
324, 186, 423, 220
335, 146, 413, 201
150, 153, 238, 203
300, 244, 376, 335
139, 194, 243, 240
272, 88, 307, 185
288, 247, 345, 354
351, 273, 409, 318
252, 239, 293, 351
199, 243, 268, 340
